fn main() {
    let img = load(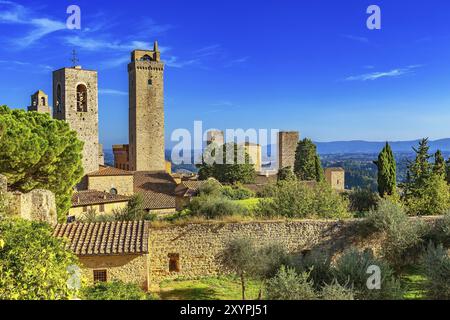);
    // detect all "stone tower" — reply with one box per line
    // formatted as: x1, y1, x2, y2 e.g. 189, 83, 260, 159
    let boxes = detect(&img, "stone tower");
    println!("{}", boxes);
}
52, 66, 99, 176
278, 131, 299, 170
207, 130, 225, 146
128, 41, 165, 172
28, 90, 51, 115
